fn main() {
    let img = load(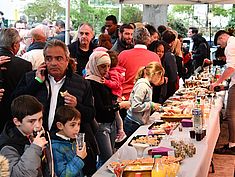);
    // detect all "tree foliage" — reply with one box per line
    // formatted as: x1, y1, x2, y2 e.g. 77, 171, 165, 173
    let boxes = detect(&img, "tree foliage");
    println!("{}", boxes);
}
172, 5, 194, 15
24, 0, 65, 22
23, 0, 142, 34
167, 17, 188, 37
211, 5, 230, 17
121, 5, 142, 23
